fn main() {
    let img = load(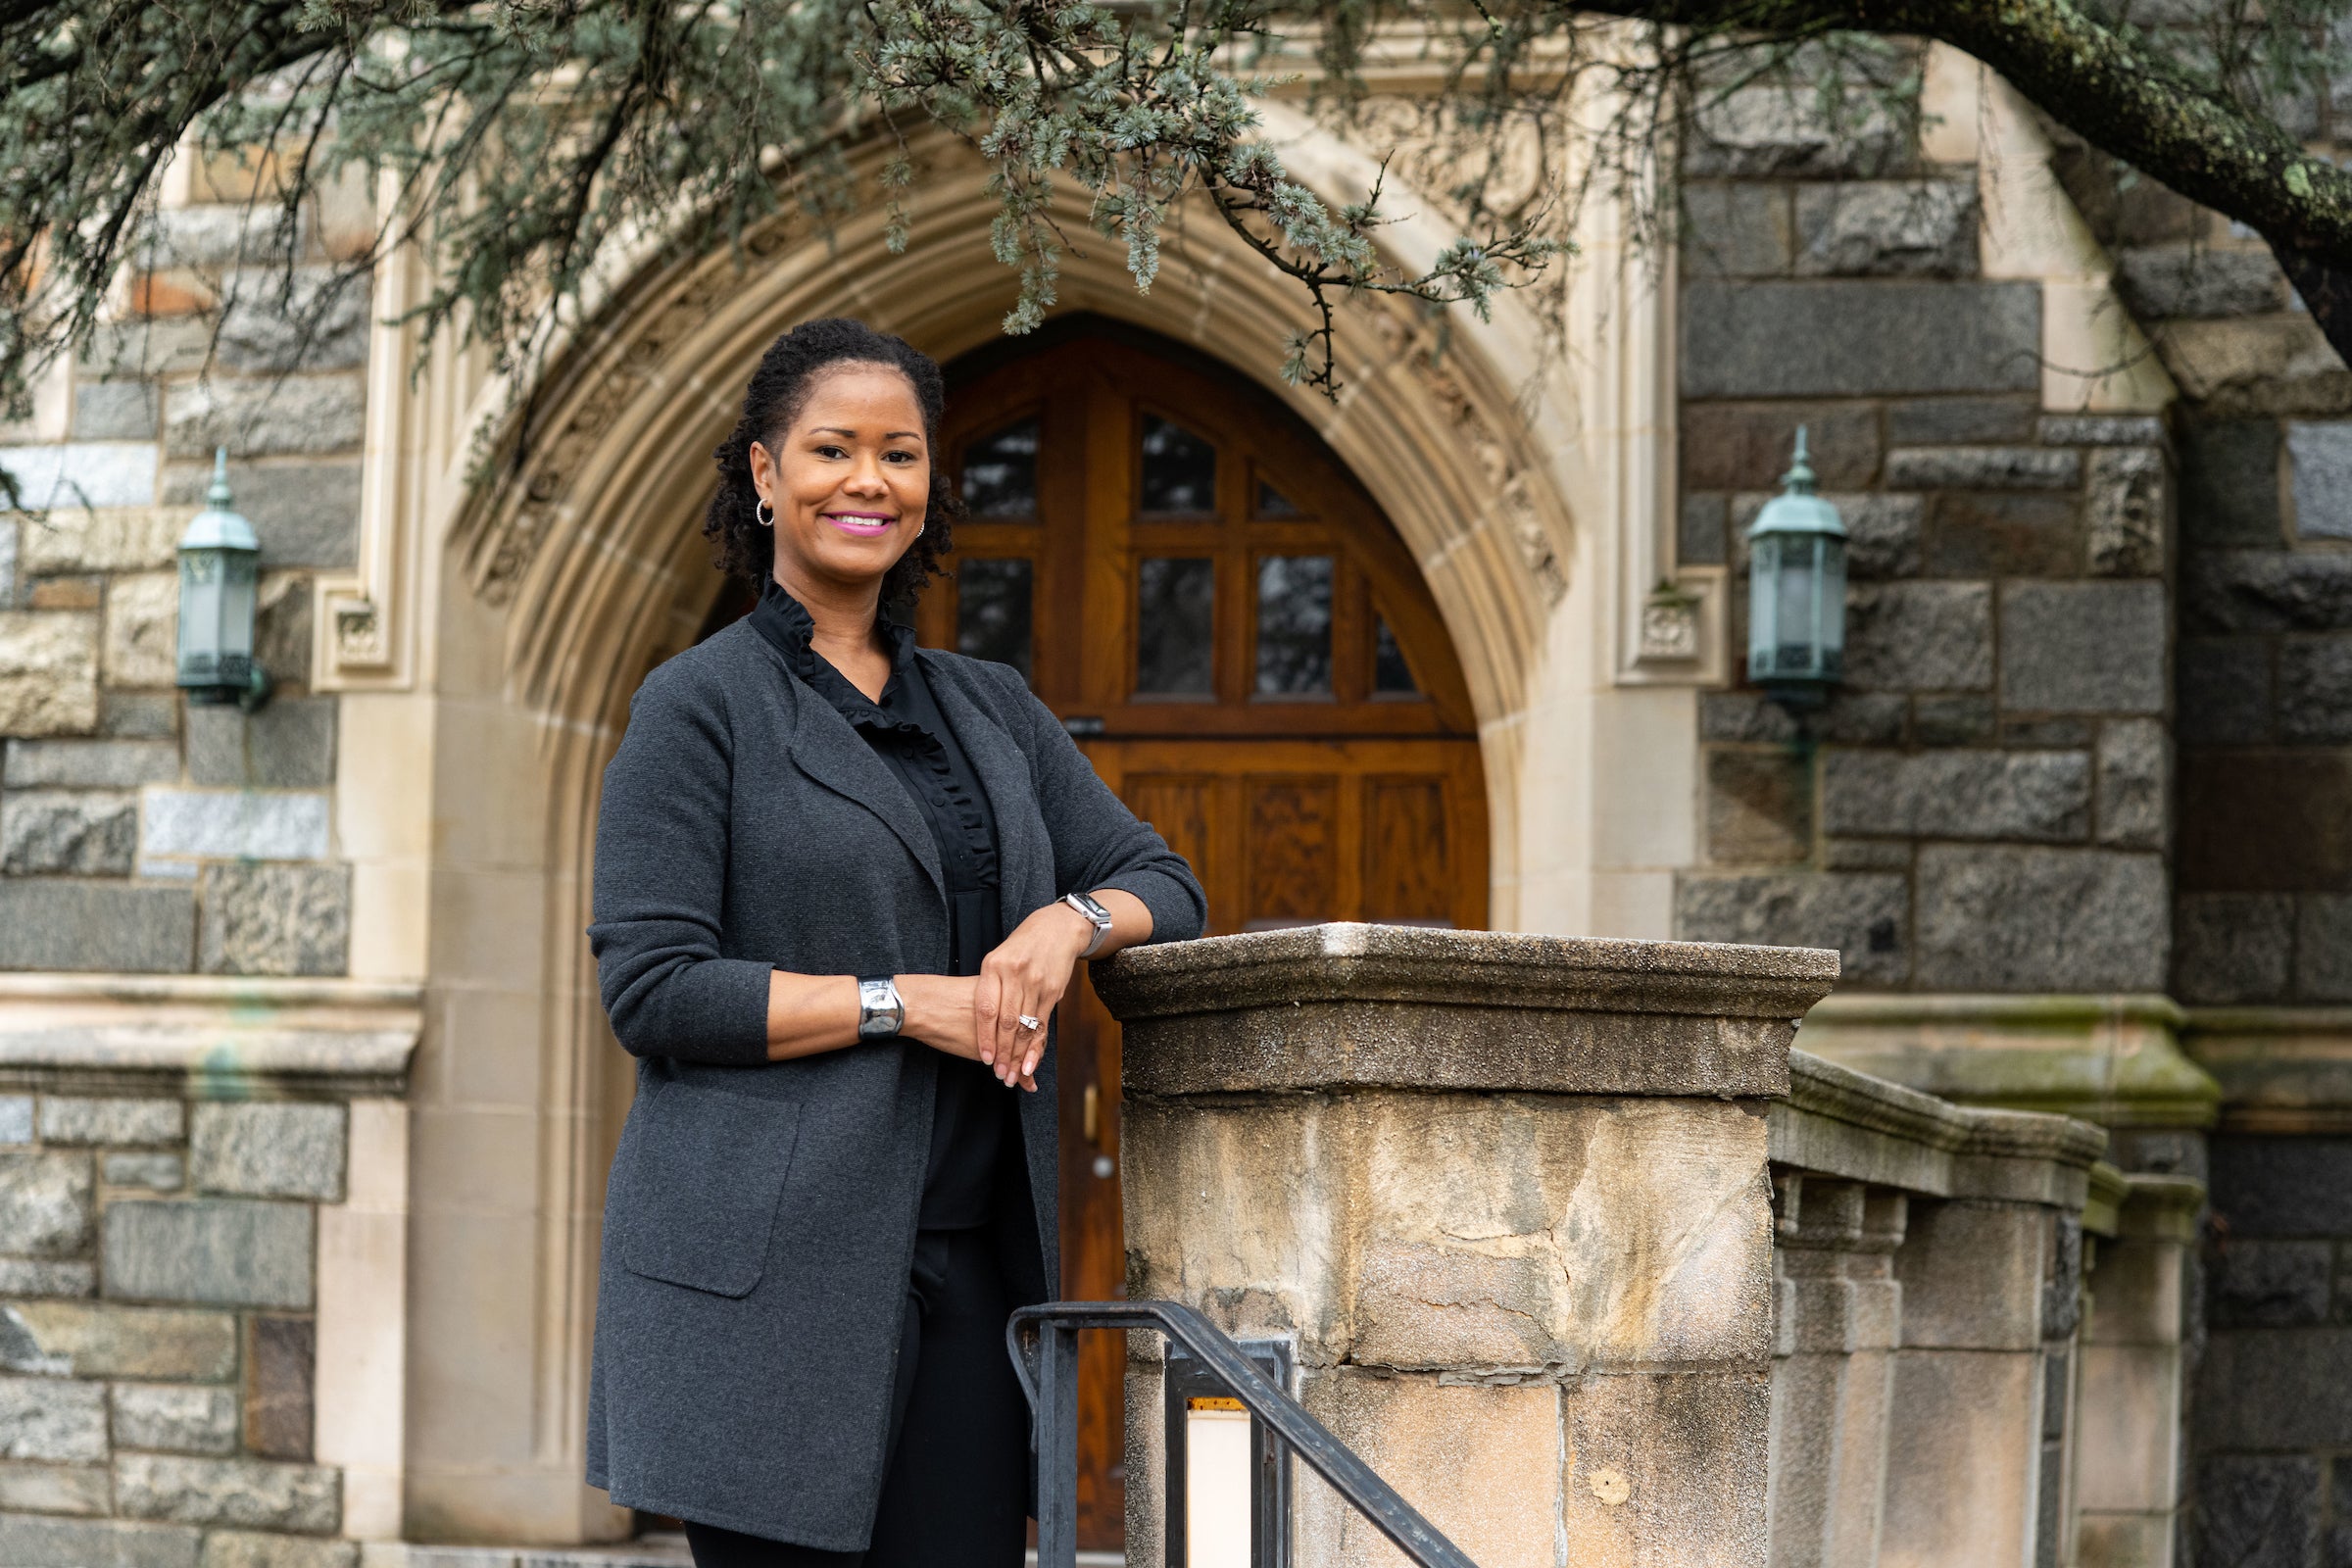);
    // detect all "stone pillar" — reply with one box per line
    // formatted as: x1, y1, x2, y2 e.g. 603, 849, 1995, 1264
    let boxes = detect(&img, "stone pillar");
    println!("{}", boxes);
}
1094, 924, 1838, 1568
2074, 1176, 2201, 1568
